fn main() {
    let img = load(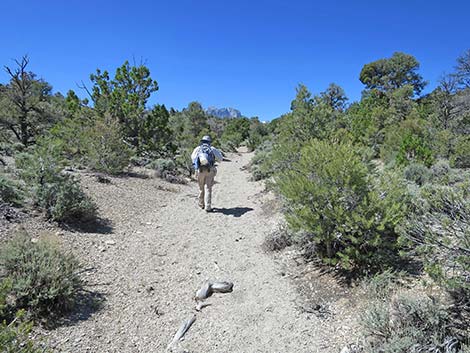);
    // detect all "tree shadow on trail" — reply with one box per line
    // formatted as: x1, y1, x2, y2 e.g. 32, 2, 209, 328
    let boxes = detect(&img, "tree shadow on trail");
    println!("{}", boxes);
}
212, 207, 254, 217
